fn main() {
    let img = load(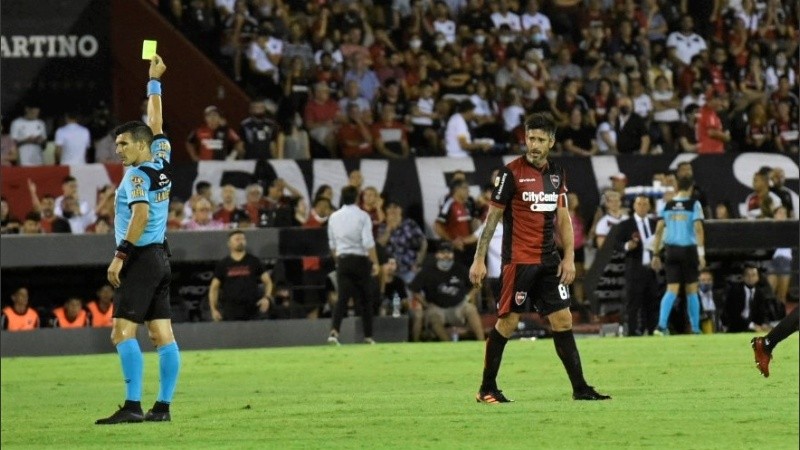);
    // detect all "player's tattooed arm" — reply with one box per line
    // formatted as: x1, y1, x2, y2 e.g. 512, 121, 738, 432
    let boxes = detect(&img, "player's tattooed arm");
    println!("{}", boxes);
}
474, 206, 502, 261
